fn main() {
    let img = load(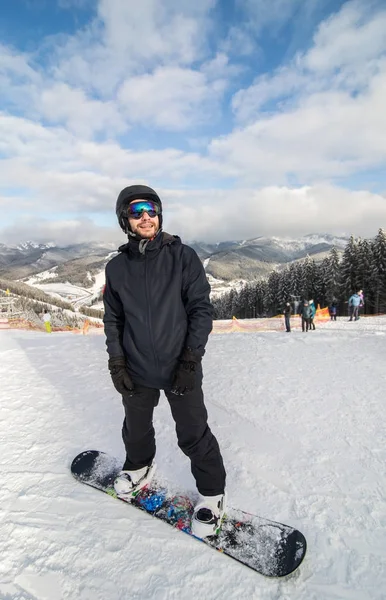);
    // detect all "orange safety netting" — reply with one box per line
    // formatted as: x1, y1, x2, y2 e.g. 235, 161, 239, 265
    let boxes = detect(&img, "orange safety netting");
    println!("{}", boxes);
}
1, 317, 104, 334
212, 307, 331, 333
1, 307, 358, 335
